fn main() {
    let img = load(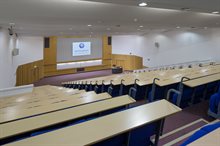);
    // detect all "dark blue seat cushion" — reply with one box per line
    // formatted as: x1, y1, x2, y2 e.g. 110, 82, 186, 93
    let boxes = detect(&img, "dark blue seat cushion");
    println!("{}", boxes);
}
200, 122, 220, 133
209, 93, 220, 113
181, 130, 207, 146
